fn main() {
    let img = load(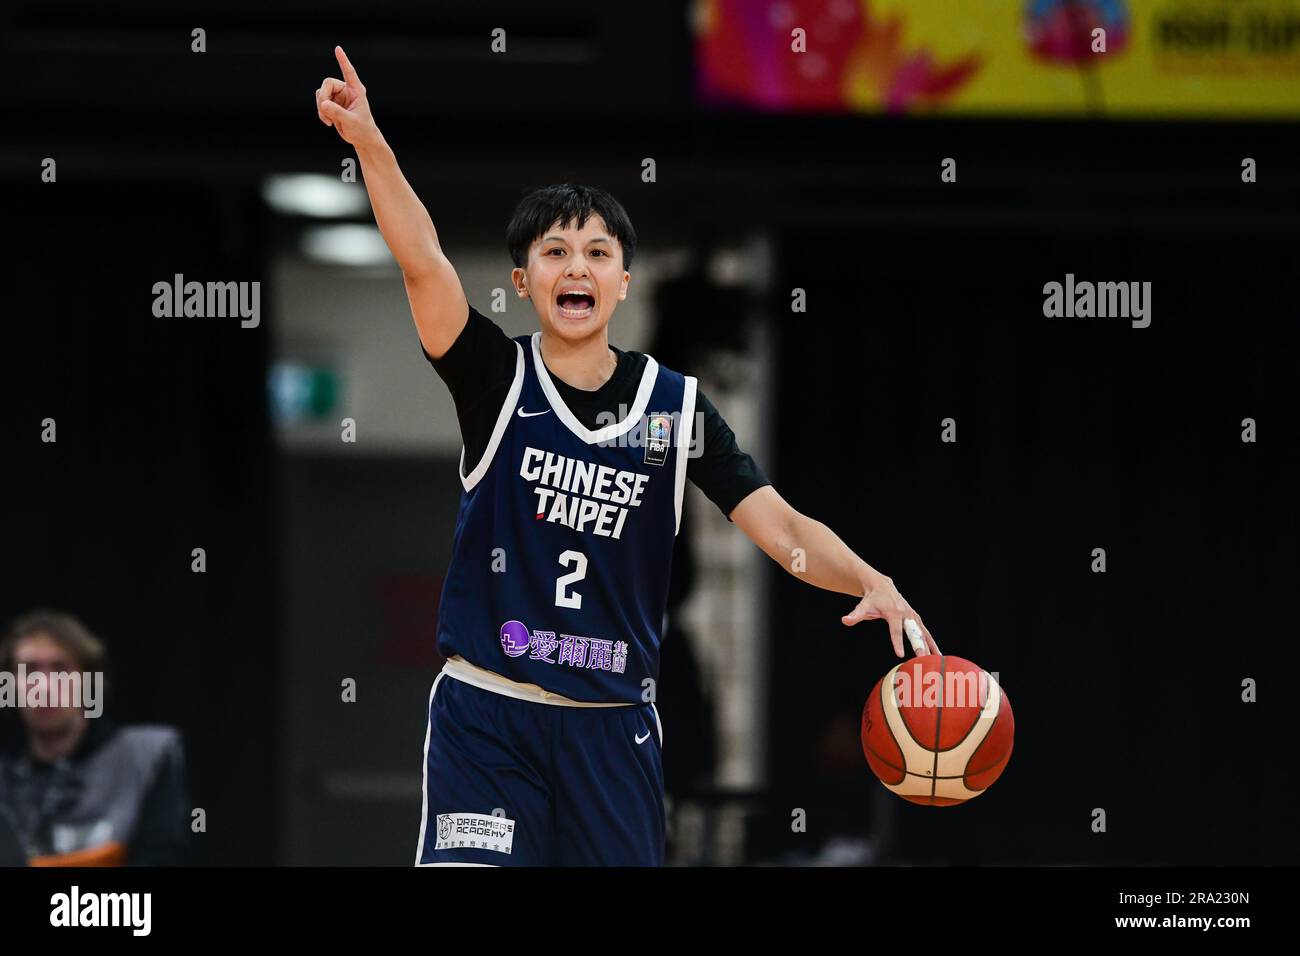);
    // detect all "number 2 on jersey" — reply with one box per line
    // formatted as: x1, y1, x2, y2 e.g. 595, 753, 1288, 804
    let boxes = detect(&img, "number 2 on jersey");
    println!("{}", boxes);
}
555, 550, 588, 609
